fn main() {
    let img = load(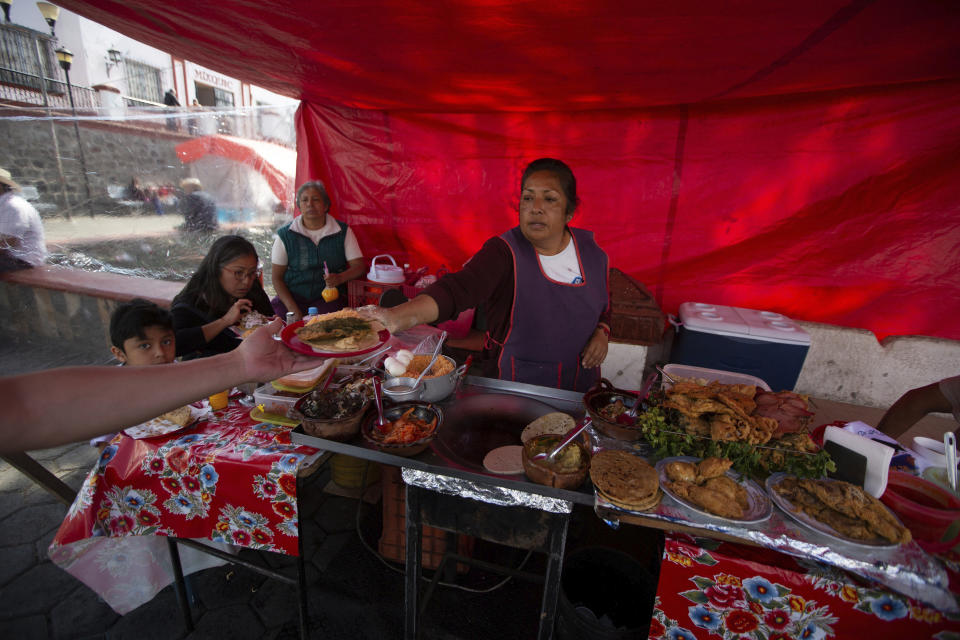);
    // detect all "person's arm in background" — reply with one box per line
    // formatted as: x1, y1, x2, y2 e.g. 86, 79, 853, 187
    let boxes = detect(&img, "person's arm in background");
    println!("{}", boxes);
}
323, 258, 365, 288
270, 236, 302, 321
323, 228, 365, 288
1, 320, 317, 452
877, 381, 953, 440
581, 266, 613, 368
